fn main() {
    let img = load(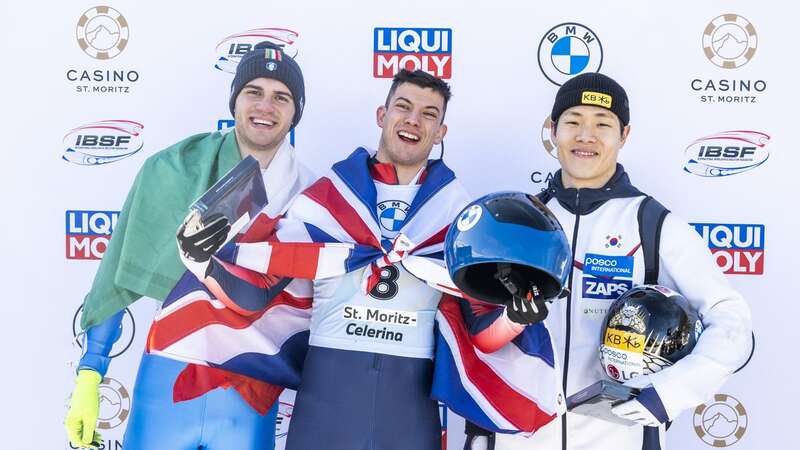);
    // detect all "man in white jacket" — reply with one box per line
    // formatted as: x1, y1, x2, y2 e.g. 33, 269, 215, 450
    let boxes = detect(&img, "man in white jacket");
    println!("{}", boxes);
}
463, 72, 753, 450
